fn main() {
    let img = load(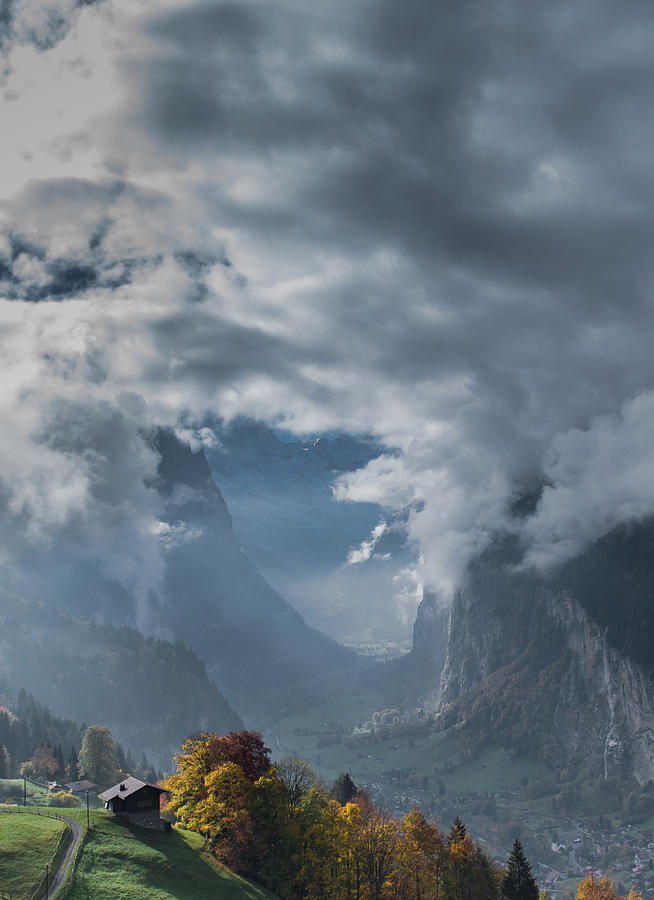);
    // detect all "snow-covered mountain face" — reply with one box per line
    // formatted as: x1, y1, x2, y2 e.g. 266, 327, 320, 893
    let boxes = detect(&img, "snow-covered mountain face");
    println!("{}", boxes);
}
204, 418, 418, 647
